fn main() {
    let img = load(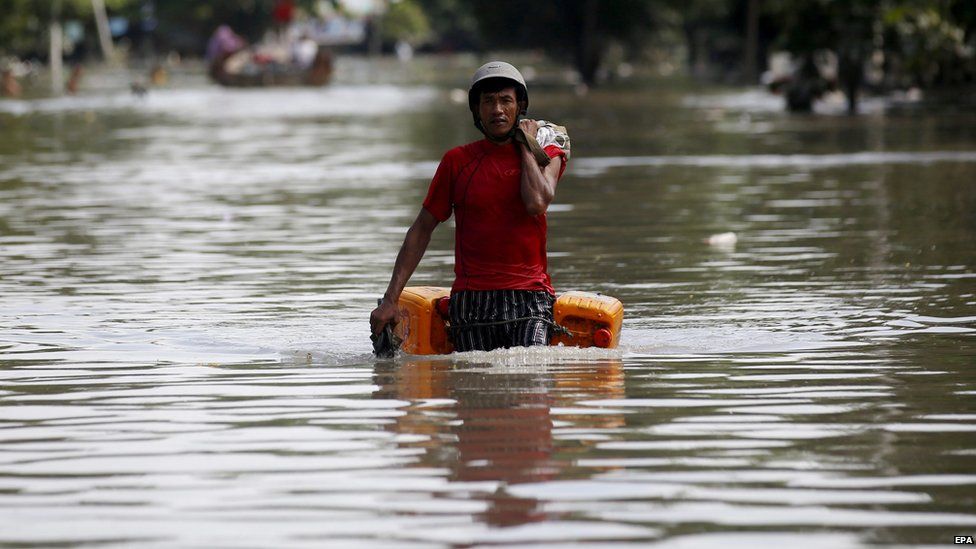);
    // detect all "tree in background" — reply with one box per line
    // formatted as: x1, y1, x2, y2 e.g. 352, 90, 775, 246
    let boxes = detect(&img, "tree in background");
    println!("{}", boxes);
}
2, 0, 973, 106
467, 0, 767, 87
673, 0, 735, 79
765, 0, 880, 113
883, 2, 976, 89
150, 0, 321, 55
380, 0, 432, 49
766, 0, 975, 112
414, 0, 480, 51
0, 0, 134, 60
0, 0, 43, 57
468, 0, 657, 87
